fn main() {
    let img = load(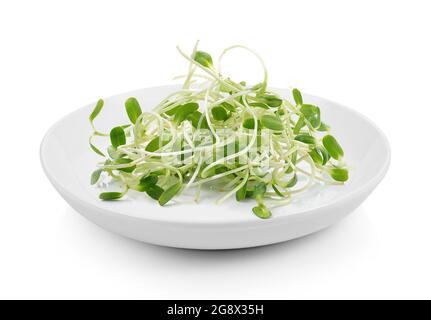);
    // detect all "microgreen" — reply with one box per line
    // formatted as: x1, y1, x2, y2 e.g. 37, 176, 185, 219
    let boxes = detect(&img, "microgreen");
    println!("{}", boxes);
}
294, 134, 316, 144
309, 146, 330, 166
243, 118, 260, 130
249, 102, 270, 109
89, 43, 349, 219
91, 169, 103, 185
159, 182, 182, 206
322, 135, 344, 160
99, 192, 124, 200
145, 136, 170, 152
140, 174, 158, 188
89, 99, 104, 122
115, 158, 136, 173
252, 205, 271, 219
110, 126, 126, 148
253, 182, 267, 199
261, 95, 282, 107
172, 103, 199, 124
193, 51, 213, 68
211, 105, 229, 121
261, 114, 284, 131
292, 88, 303, 105
187, 110, 209, 129
221, 102, 236, 112
329, 168, 349, 182
300, 104, 321, 129
125, 97, 142, 124
146, 185, 164, 200
235, 179, 248, 201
